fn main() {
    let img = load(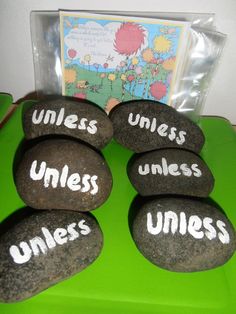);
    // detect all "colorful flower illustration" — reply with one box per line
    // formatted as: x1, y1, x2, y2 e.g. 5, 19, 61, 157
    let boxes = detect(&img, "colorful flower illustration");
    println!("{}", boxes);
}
153, 35, 171, 53
120, 74, 127, 81
126, 74, 135, 96
100, 73, 106, 85
103, 63, 109, 69
68, 48, 77, 59
62, 12, 186, 108
132, 57, 139, 65
114, 22, 145, 56
108, 73, 116, 91
135, 66, 142, 75
74, 92, 87, 99
127, 75, 135, 82
84, 54, 91, 69
150, 81, 167, 100
64, 68, 76, 83
142, 48, 154, 63
162, 57, 176, 71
